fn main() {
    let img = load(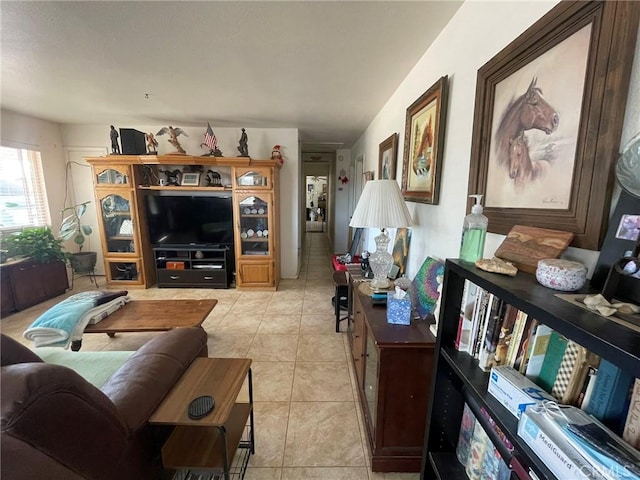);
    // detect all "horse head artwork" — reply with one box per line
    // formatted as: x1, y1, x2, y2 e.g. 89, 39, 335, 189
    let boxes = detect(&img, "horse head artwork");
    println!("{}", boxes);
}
412, 116, 433, 176
508, 132, 549, 186
495, 77, 559, 170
